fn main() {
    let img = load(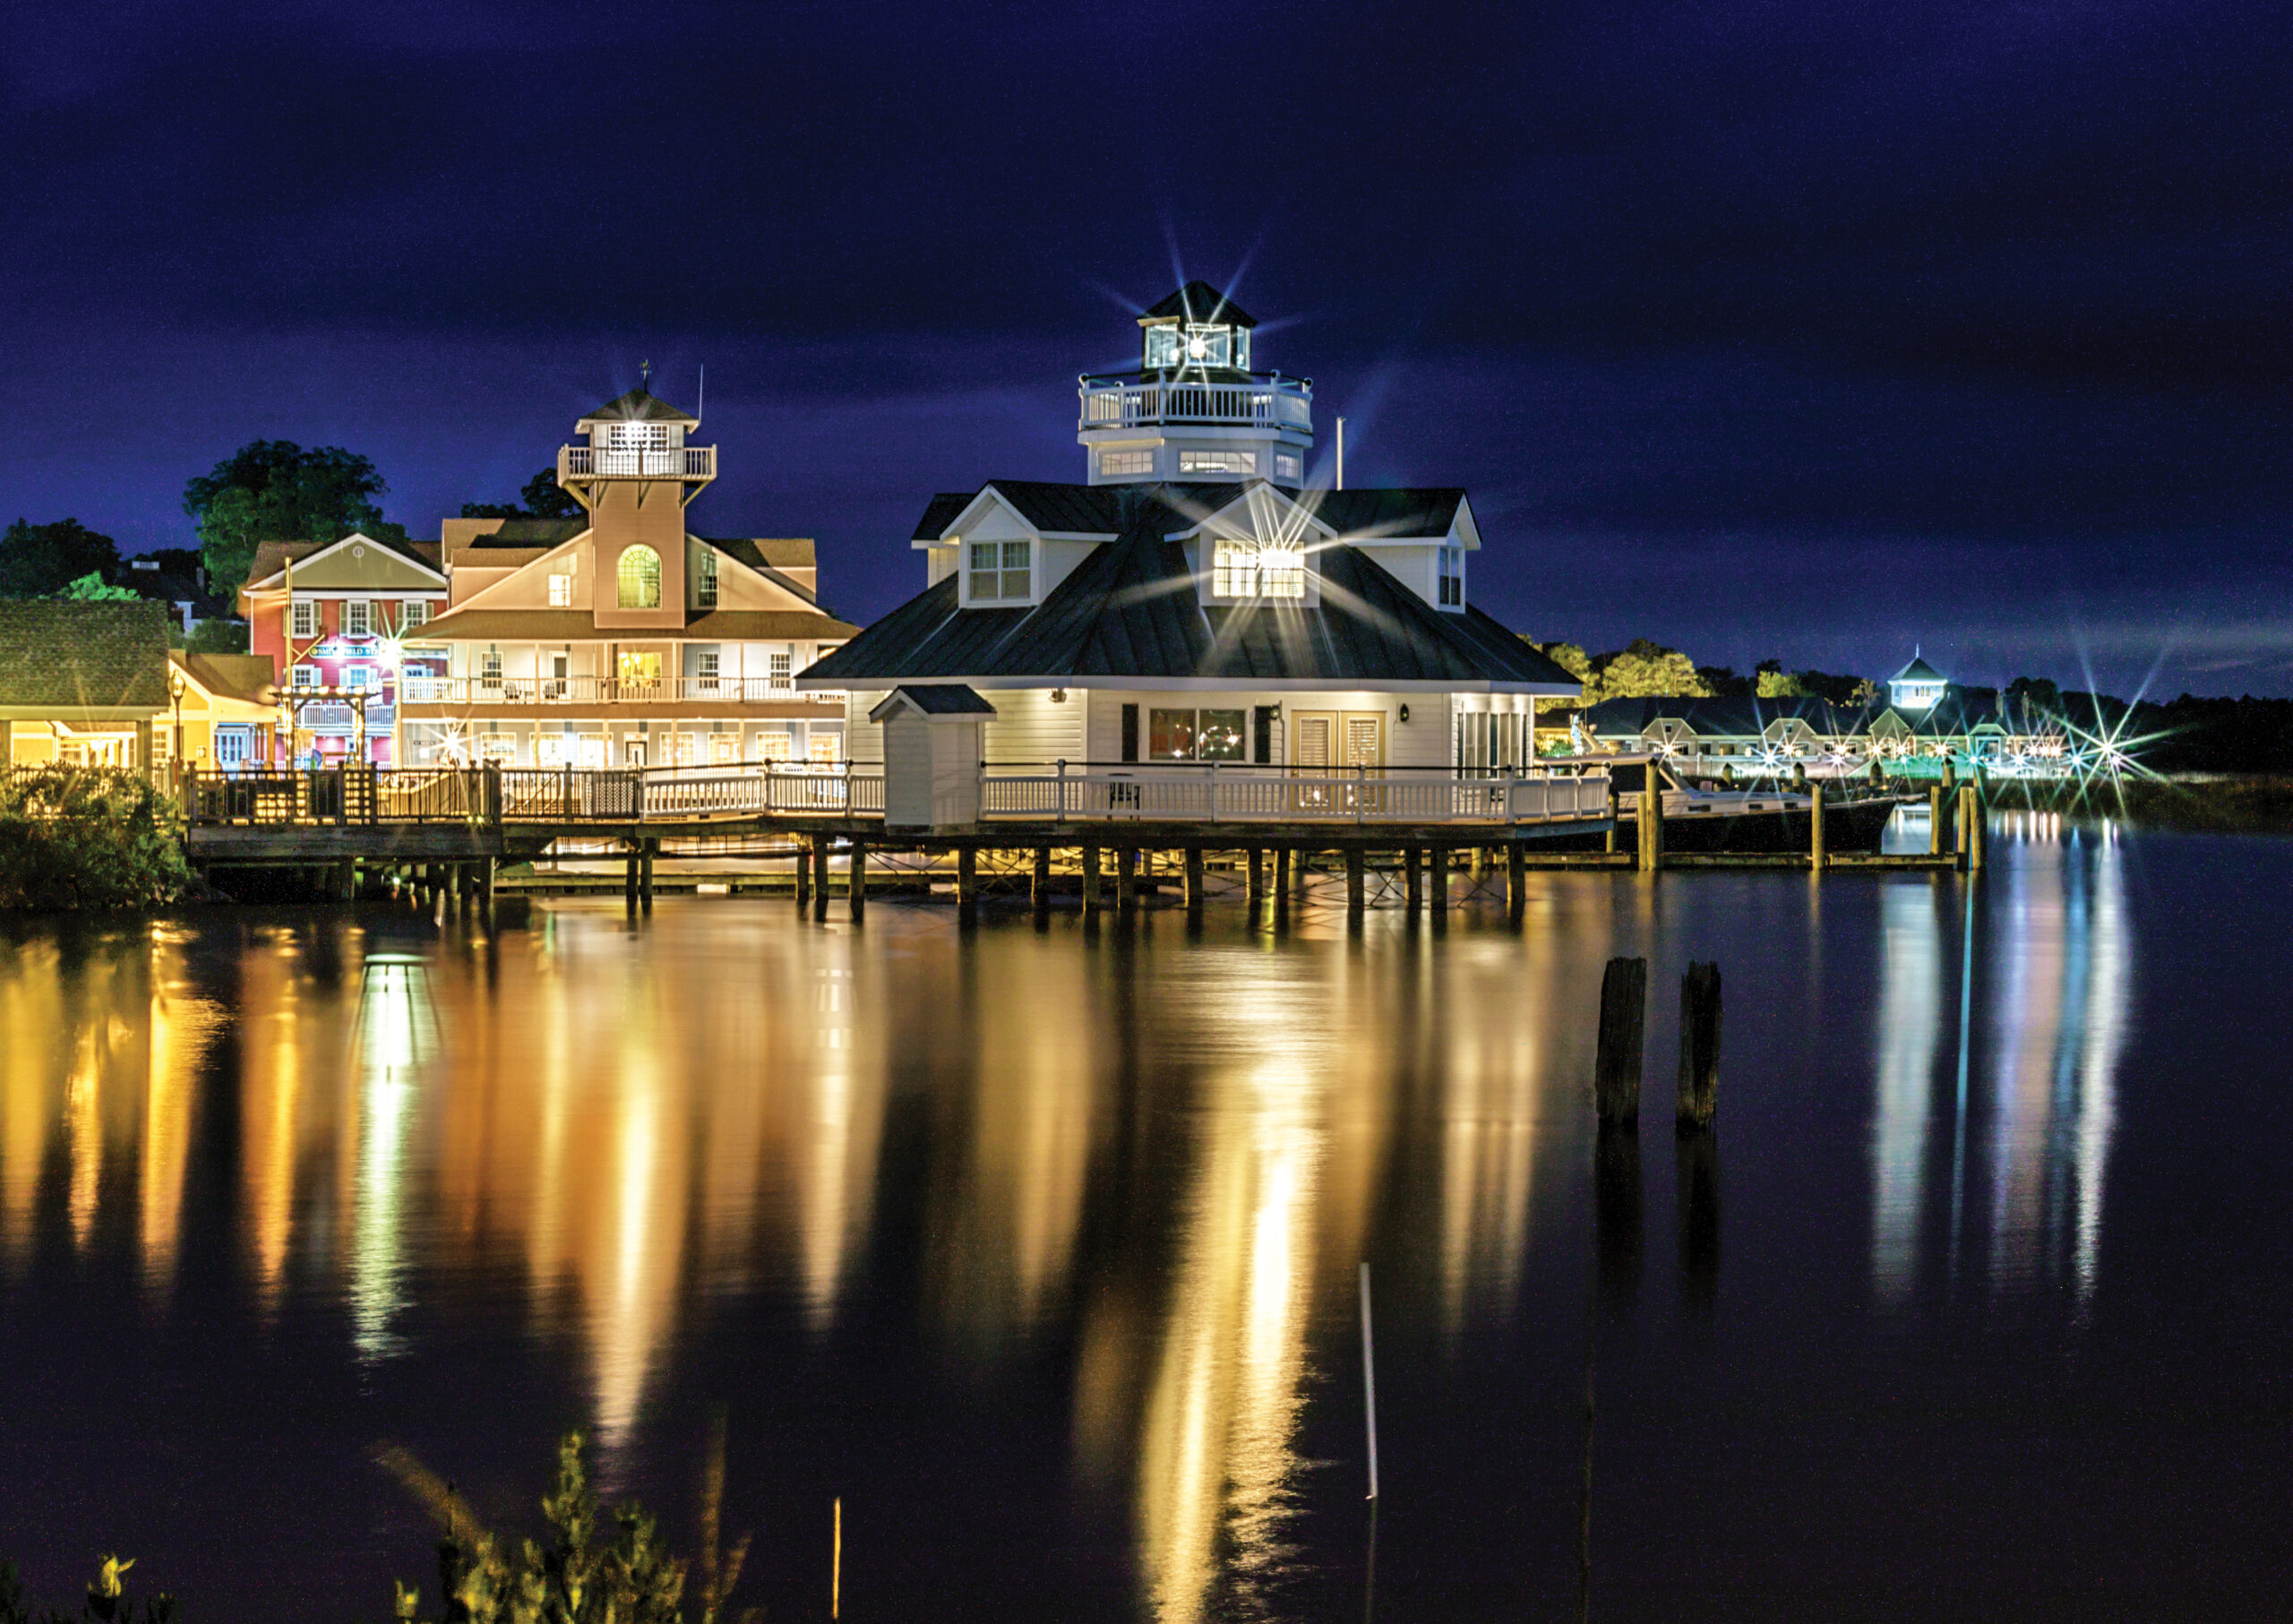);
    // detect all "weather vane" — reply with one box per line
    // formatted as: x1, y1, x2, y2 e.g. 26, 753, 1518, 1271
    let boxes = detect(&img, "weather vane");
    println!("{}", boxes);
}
640, 359, 652, 391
